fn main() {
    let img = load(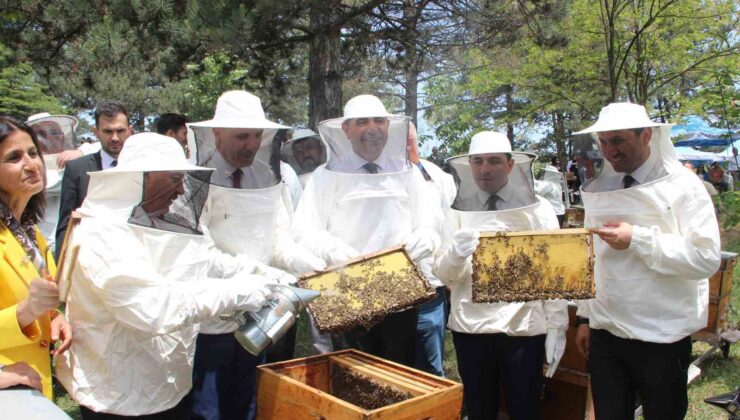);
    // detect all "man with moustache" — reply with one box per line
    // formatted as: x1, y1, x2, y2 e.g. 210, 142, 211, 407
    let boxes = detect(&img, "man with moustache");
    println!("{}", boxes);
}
189, 91, 324, 420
